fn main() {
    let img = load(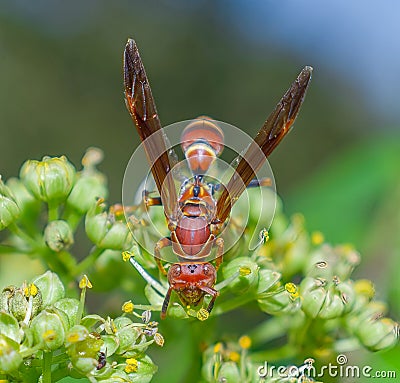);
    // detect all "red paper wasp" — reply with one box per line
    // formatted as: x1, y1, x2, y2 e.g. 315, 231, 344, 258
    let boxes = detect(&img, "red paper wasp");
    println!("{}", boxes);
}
123, 39, 312, 319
